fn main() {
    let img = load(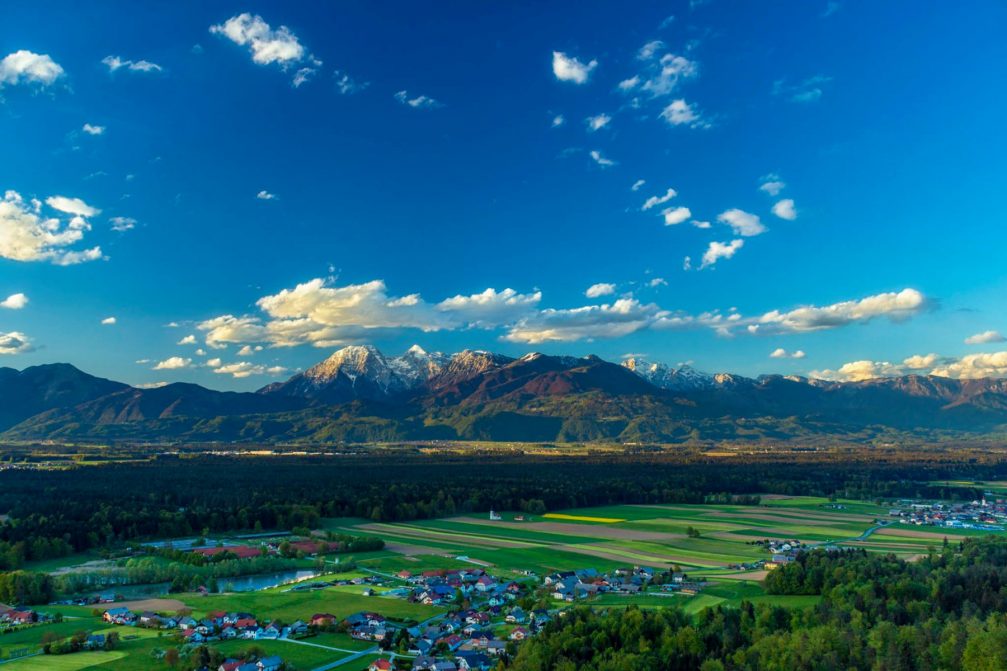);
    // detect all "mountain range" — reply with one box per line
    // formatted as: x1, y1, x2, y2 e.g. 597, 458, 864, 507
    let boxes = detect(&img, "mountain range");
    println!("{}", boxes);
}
3, 345, 1007, 444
